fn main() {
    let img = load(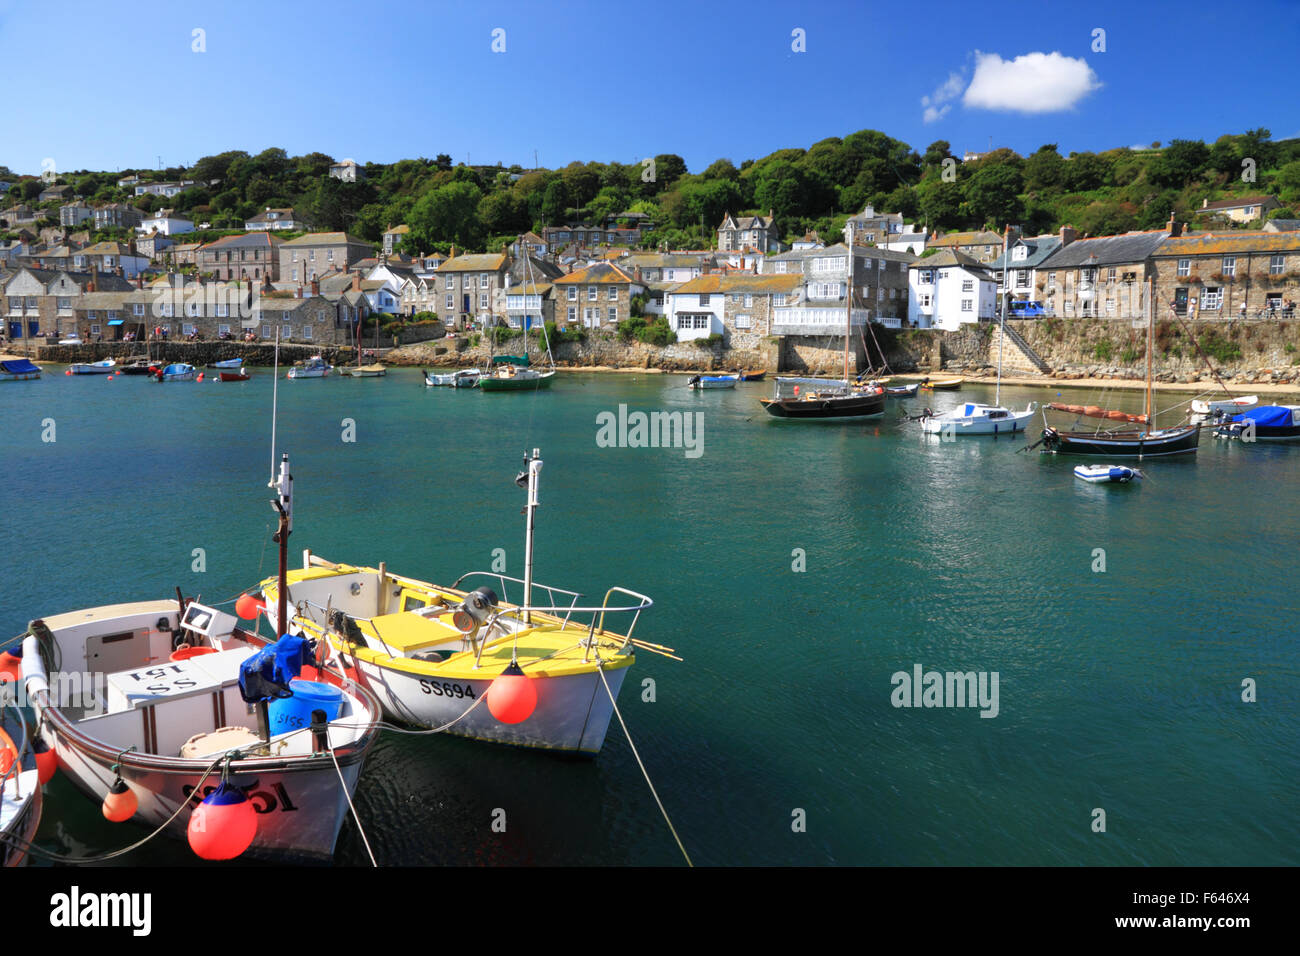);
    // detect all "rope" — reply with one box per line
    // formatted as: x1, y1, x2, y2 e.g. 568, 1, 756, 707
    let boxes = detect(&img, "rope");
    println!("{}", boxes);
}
595, 663, 692, 867
328, 742, 377, 867
0, 754, 226, 864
